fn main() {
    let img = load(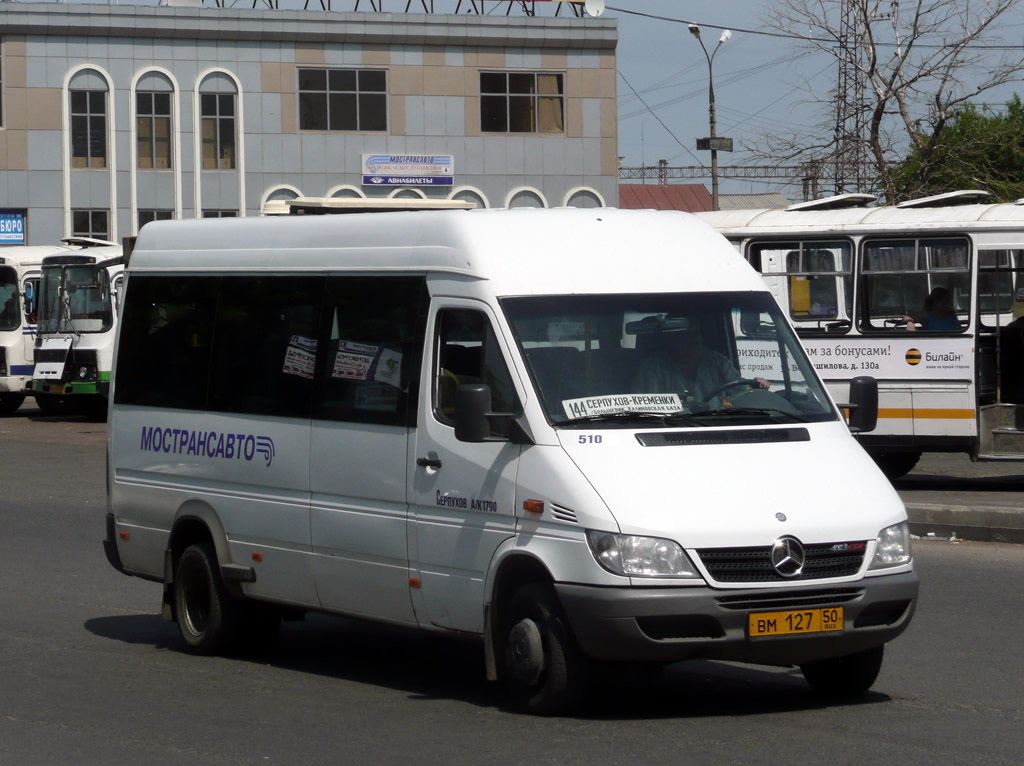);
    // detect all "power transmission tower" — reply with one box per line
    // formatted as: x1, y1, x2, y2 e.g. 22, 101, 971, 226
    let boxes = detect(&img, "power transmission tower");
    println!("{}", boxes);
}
832, 0, 869, 194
